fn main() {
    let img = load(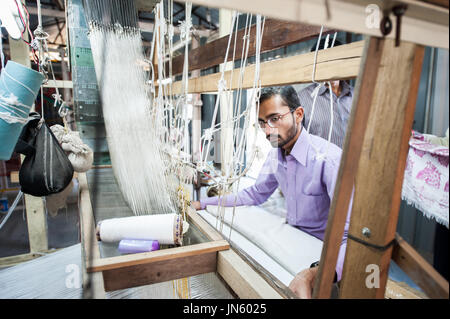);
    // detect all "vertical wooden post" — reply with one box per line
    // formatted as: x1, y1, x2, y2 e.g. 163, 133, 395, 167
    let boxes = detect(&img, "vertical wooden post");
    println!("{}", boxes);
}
9, 35, 49, 253
313, 36, 383, 299
339, 38, 424, 298
313, 36, 425, 298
